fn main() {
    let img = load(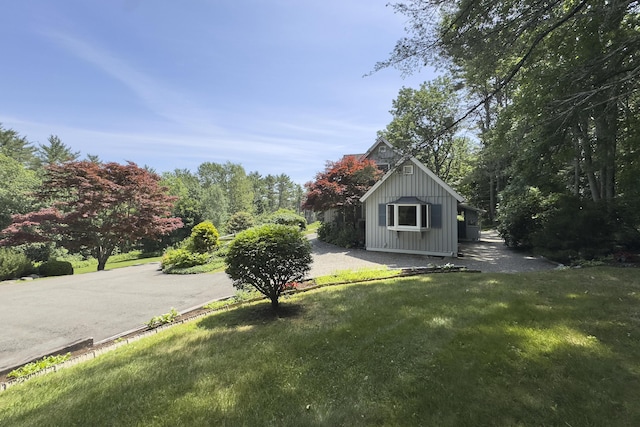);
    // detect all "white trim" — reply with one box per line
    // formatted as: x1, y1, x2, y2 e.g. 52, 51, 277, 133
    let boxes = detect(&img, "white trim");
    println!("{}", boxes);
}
365, 246, 457, 258
386, 203, 430, 231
